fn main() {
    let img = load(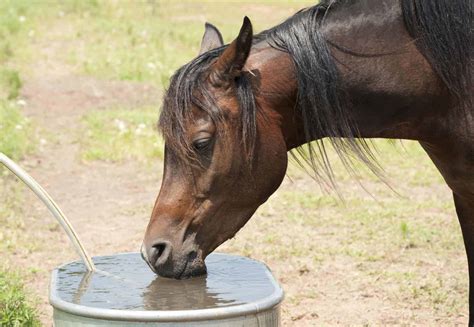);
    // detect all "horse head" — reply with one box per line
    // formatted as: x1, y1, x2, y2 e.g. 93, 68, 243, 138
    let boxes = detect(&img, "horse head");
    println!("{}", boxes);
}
141, 18, 290, 278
